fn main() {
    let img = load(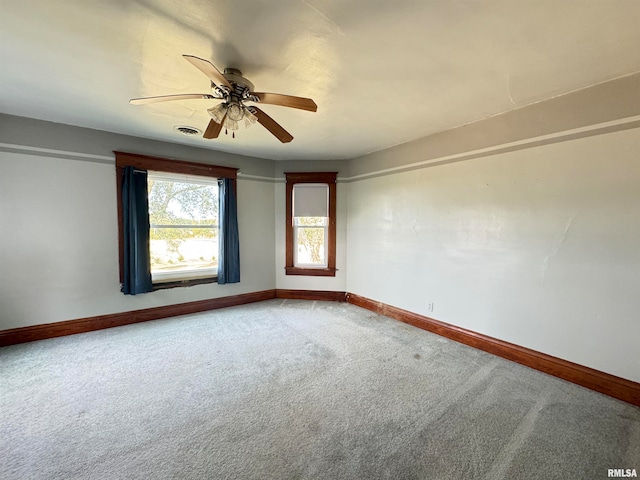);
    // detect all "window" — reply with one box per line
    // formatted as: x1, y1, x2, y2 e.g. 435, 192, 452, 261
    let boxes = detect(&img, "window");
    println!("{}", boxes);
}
285, 172, 337, 276
115, 152, 239, 292
293, 184, 329, 267
148, 171, 219, 284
